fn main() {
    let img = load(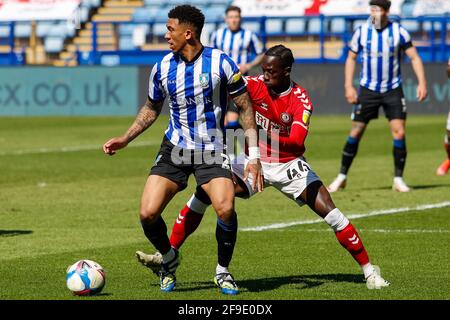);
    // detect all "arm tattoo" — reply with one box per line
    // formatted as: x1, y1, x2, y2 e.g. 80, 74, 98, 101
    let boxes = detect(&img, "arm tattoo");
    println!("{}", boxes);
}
233, 92, 258, 148
125, 98, 163, 143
